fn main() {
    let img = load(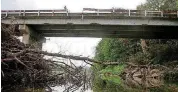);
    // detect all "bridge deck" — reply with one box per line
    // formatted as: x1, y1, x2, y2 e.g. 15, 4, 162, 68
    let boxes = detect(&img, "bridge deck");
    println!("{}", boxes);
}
30, 24, 178, 38
1, 9, 178, 19
1, 9, 178, 38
